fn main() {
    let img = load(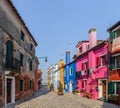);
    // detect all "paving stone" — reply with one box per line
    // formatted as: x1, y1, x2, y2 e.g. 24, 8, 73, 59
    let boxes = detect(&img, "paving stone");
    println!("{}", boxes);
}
6, 86, 120, 108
